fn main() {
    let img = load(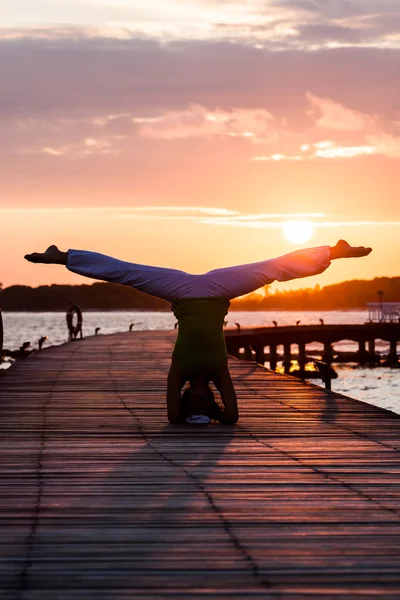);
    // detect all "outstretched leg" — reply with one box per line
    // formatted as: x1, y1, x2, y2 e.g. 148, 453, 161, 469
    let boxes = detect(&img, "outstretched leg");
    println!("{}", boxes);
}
25, 246, 197, 302
199, 240, 371, 300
